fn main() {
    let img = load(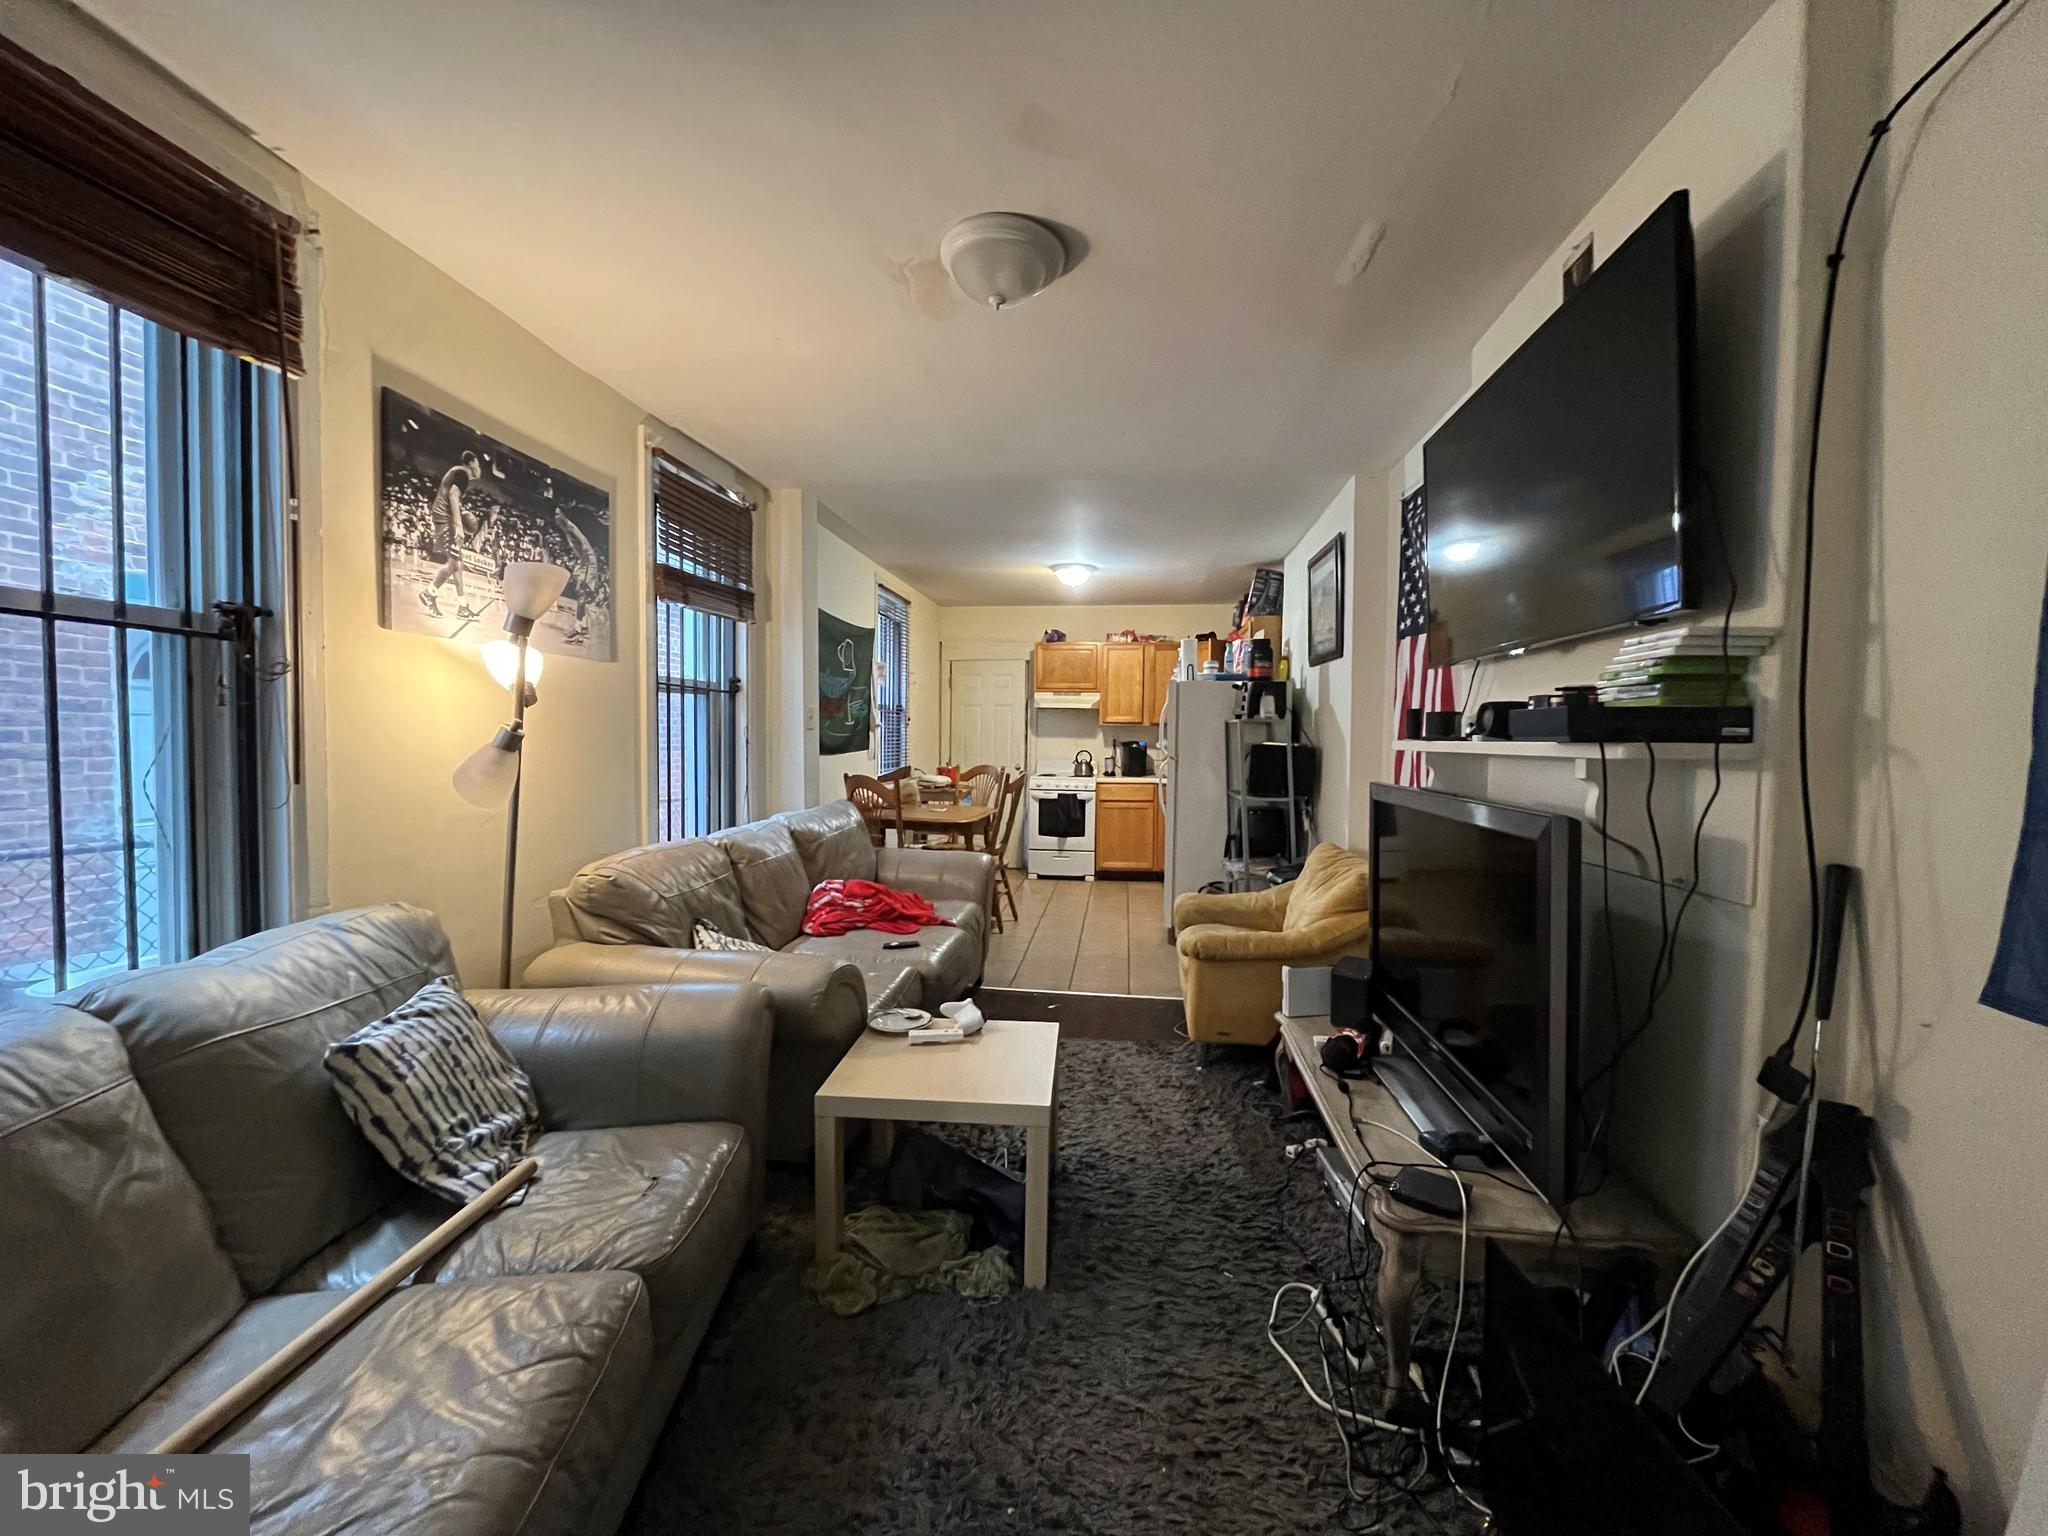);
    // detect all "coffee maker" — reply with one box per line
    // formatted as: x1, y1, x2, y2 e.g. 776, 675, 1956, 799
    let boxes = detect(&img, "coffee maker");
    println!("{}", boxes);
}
1113, 739, 1150, 777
